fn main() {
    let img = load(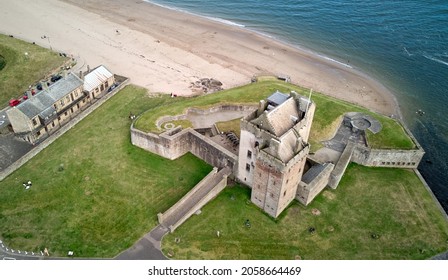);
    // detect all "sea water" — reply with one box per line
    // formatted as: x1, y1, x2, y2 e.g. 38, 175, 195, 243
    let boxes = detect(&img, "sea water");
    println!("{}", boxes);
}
148, 0, 448, 213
